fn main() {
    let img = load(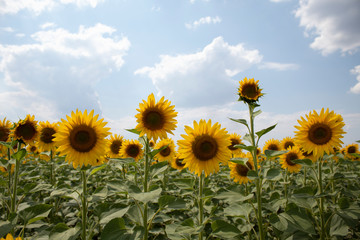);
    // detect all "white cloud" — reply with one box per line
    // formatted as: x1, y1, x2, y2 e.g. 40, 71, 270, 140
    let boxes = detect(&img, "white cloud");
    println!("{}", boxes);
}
1, 27, 14, 32
135, 36, 263, 107
350, 65, 360, 94
0, 0, 104, 15
0, 23, 130, 121
185, 16, 221, 30
295, 0, 360, 55
259, 62, 299, 71
40, 22, 56, 29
